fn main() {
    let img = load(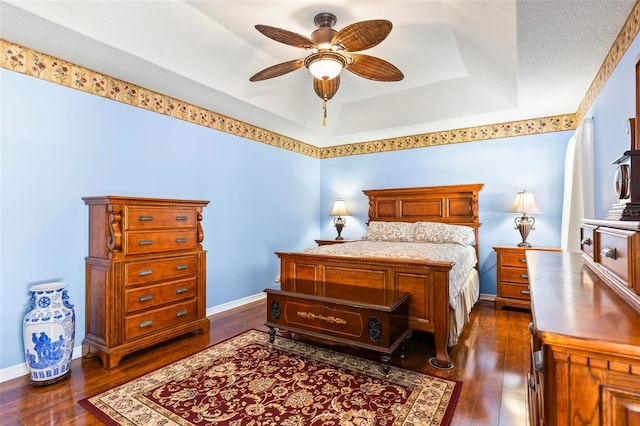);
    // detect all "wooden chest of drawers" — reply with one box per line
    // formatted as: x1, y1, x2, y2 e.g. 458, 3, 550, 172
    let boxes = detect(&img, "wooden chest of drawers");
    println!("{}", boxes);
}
493, 246, 560, 310
82, 196, 209, 368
